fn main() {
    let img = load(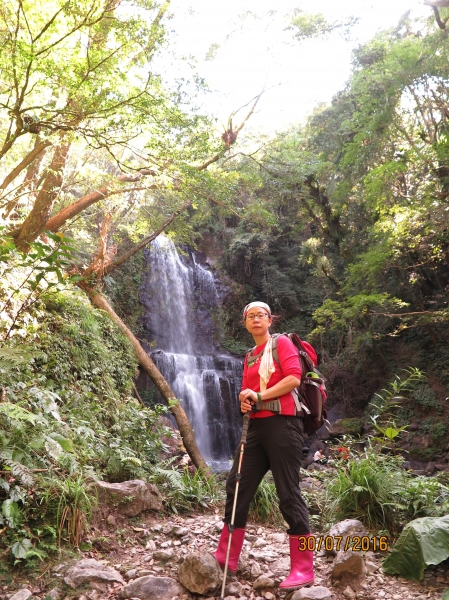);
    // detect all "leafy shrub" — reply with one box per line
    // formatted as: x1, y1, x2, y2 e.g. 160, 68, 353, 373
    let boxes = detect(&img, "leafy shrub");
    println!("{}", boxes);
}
149, 461, 224, 513
249, 473, 284, 527
324, 450, 448, 535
